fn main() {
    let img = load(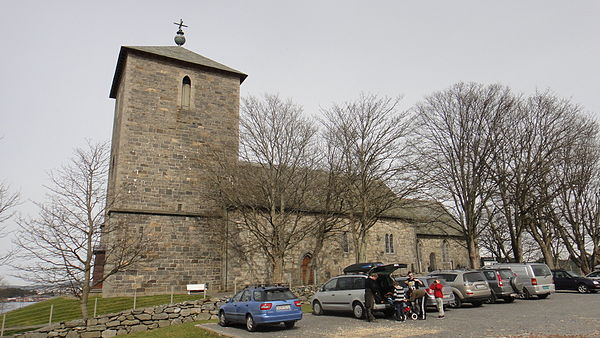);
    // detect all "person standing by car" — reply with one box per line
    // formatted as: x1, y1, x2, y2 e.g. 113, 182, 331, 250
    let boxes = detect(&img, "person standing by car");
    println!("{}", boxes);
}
365, 273, 381, 322
406, 271, 425, 290
429, 279, 445, 319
